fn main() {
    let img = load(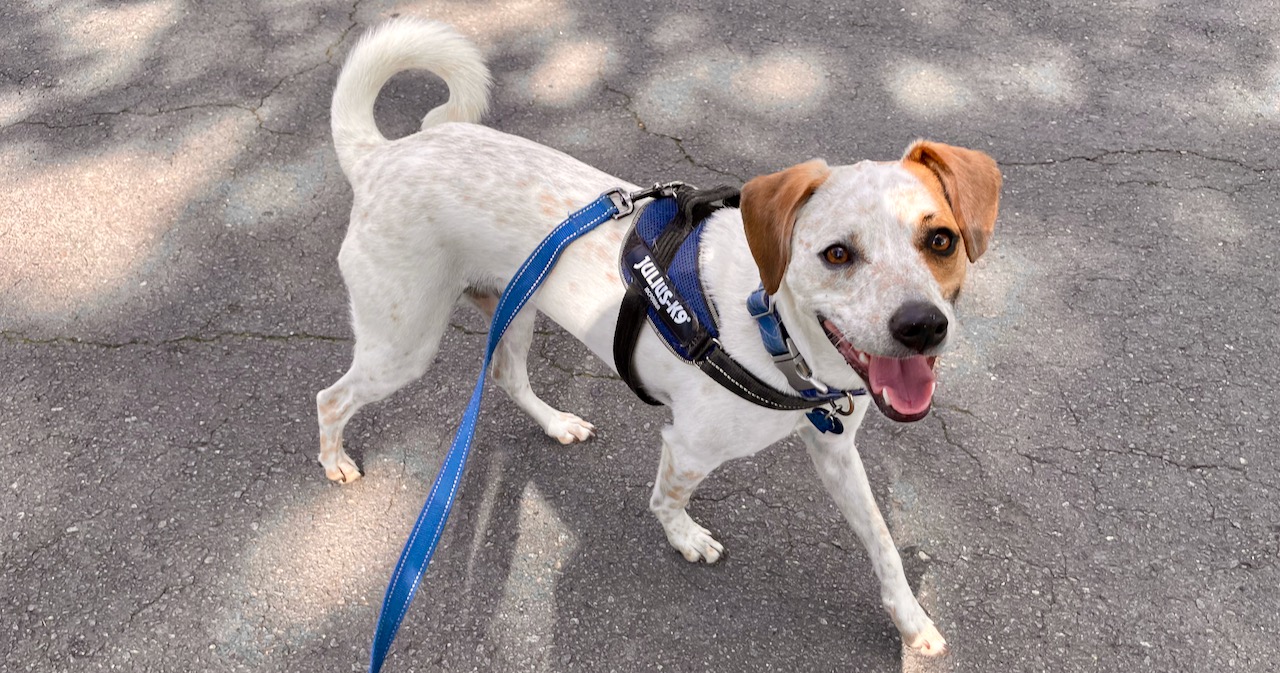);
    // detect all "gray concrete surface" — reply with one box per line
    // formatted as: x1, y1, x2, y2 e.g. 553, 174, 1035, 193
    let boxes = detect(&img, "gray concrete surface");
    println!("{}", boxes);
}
2, 1, 1277, 671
